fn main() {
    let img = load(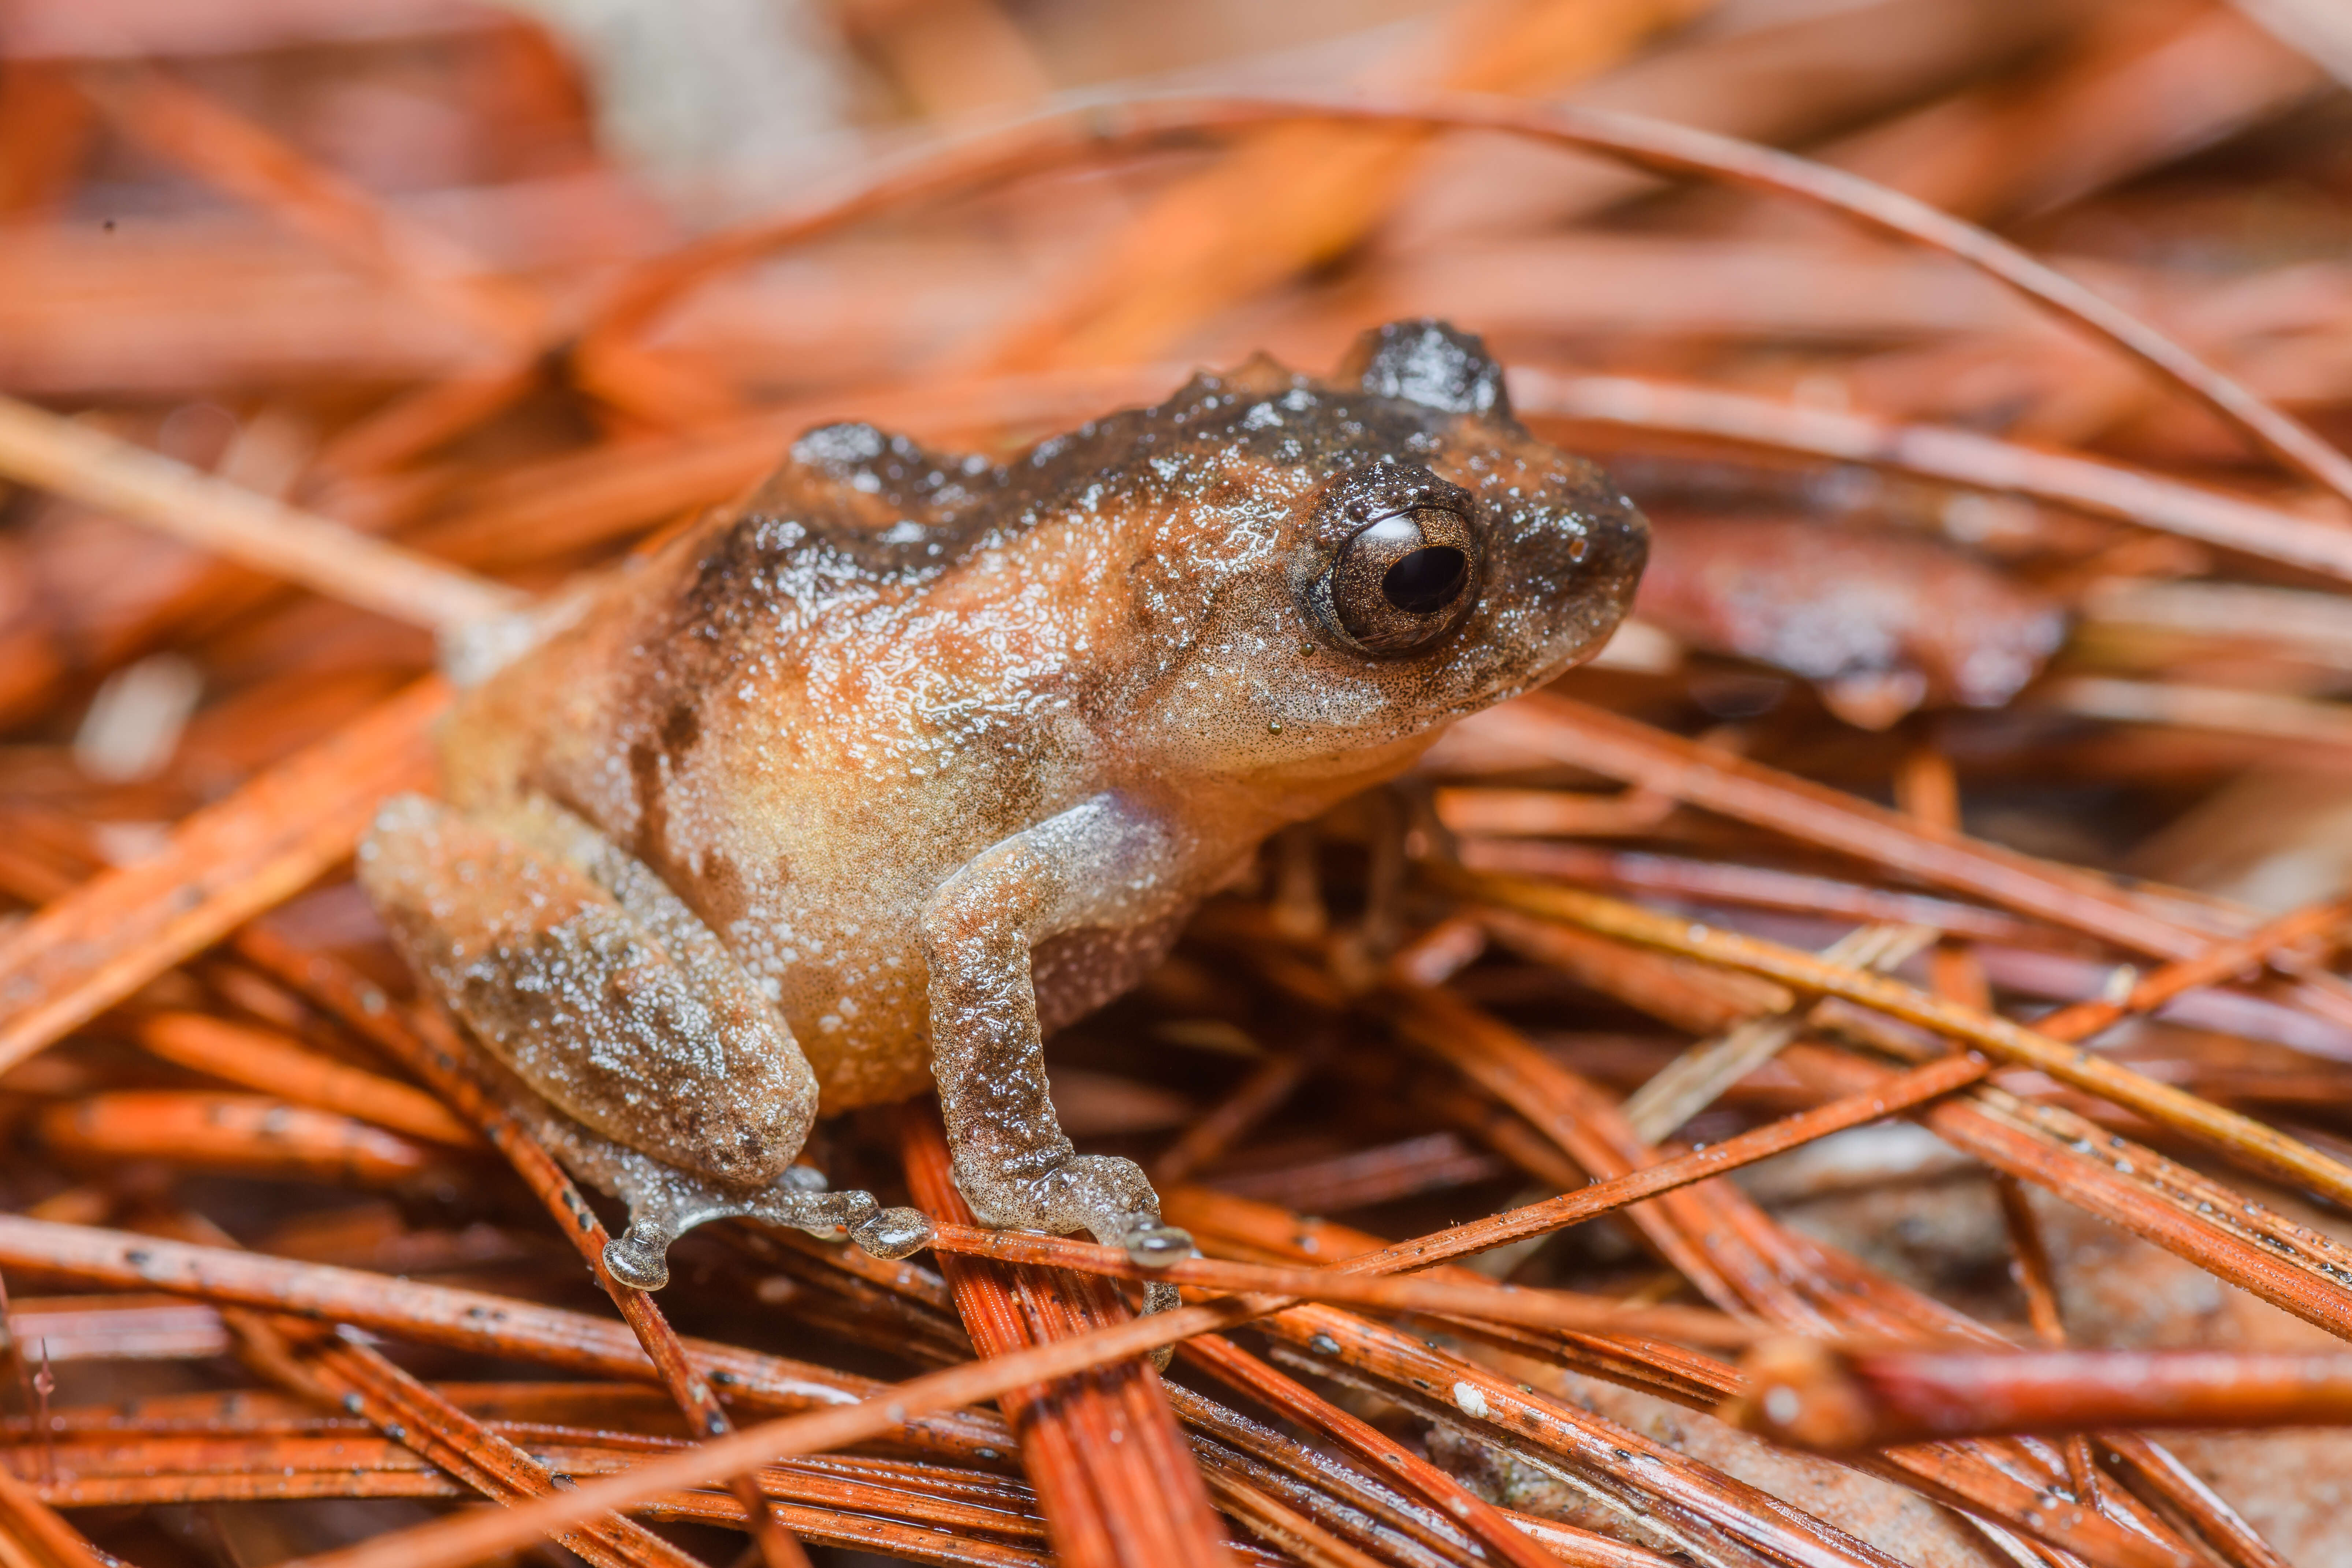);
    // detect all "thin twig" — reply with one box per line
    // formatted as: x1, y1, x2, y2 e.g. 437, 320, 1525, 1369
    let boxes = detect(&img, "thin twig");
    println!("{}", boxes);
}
570, 93, 2352, 506
0, 397, 521, 631
1731, 1340, 2352, 1448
